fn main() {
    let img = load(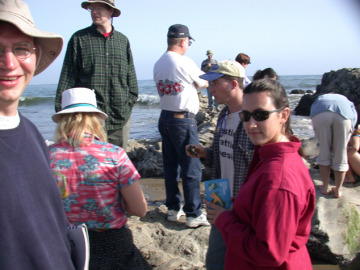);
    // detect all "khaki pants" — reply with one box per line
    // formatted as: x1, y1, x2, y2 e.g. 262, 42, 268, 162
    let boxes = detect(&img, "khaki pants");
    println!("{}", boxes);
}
107, 117, 131, 151
312, 111, 353, 171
